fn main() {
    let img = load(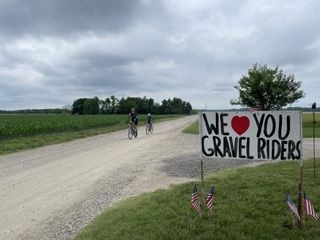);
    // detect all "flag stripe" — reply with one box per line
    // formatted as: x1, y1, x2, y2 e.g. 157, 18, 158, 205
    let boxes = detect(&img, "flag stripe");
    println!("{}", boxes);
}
206, 186, 215, 211
206, 193, 214, 209
287, 194, 300, 221
304, 192, 319, 221
191, 186, 200, 213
